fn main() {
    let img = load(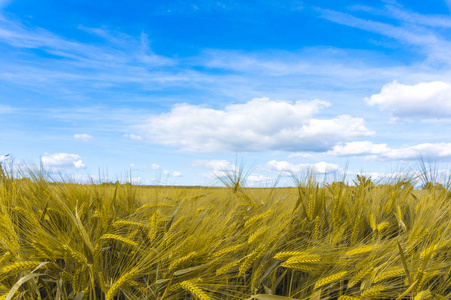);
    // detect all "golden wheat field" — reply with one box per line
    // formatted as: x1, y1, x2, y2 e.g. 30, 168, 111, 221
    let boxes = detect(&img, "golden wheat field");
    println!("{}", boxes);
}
0, 167, 450, 300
